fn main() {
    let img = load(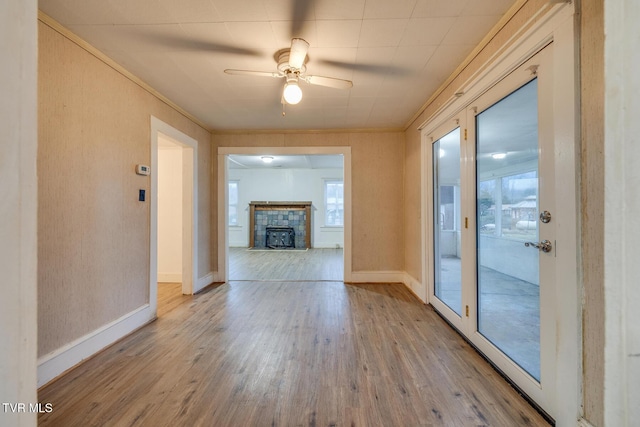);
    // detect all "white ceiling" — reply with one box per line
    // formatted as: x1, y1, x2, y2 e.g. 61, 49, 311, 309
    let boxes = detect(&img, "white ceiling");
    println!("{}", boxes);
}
39, 0, 517, 131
